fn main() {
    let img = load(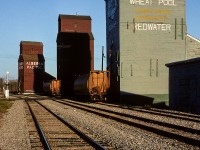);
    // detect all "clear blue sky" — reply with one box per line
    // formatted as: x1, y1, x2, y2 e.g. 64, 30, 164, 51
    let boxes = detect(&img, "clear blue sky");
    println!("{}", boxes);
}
0, 0, 199, 80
